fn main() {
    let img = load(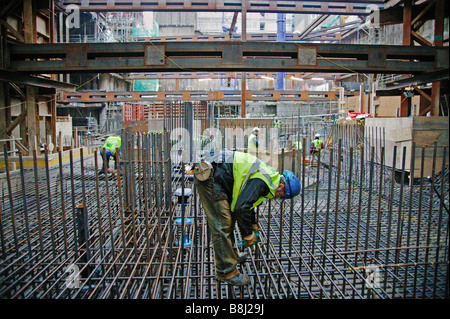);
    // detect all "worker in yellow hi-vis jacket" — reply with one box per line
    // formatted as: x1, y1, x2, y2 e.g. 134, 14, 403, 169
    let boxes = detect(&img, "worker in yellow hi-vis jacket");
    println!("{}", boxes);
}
247, 127, 260, 151
99, 135, 121, 175
193, 150, 301, 286
310, 133, 324, 166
